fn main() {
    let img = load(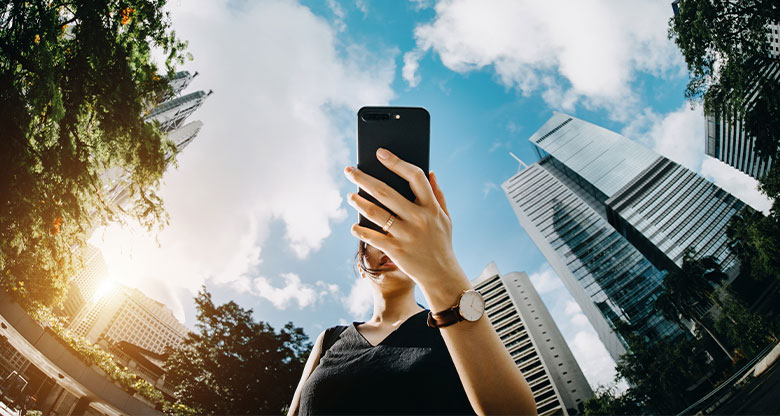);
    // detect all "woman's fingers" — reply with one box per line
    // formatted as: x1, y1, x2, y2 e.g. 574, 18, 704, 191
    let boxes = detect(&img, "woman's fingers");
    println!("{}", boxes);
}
351, 223, 392, 253
344, 166, 416, 217
430, 171, 450, 219
347, 193, 409, 237
376, 148, 435, 207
